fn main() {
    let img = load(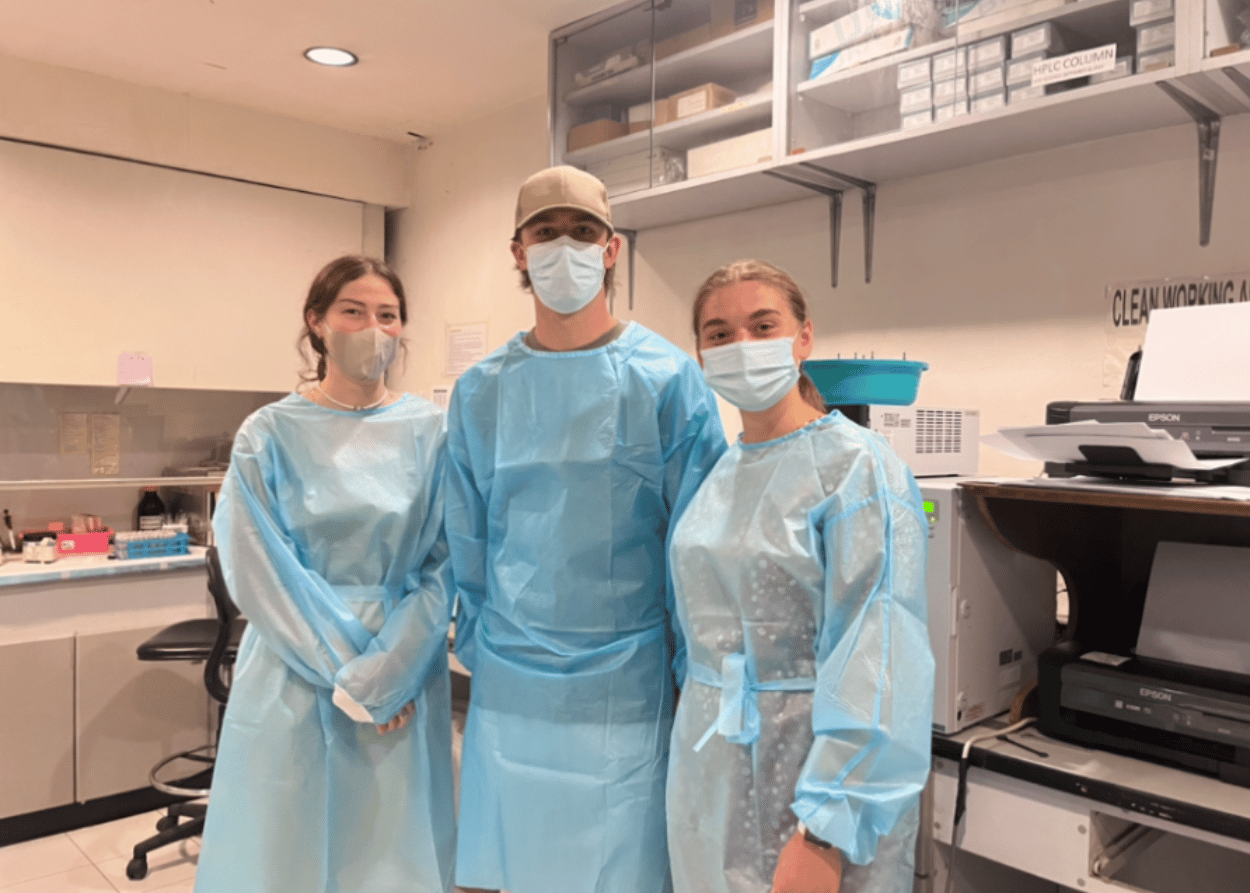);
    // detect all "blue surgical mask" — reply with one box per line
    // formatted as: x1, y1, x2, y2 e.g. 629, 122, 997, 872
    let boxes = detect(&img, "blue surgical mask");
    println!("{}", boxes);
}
701, 337, 800, 412
526, 236, 606, 315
